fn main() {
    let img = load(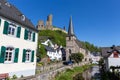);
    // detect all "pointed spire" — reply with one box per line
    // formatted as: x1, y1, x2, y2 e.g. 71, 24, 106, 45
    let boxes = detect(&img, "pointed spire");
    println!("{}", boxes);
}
68, 16, 74, 36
